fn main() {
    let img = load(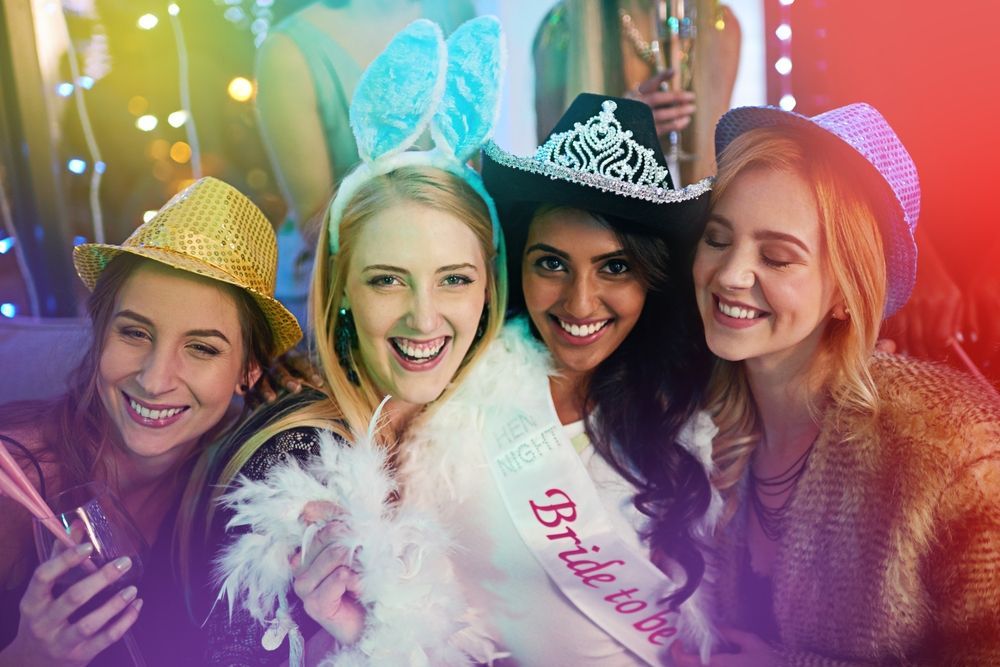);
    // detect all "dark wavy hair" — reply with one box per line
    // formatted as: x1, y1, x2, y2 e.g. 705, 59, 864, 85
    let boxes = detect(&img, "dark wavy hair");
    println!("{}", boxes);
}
507, 205, 713, 608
